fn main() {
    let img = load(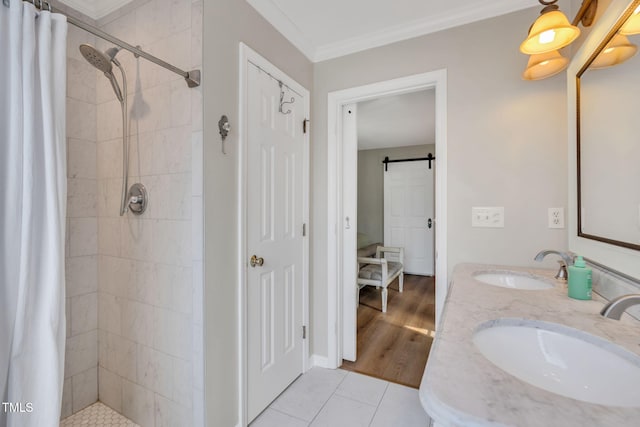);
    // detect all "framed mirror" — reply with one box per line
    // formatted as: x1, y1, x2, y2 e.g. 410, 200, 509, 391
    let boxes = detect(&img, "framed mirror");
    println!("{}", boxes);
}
576, 0, 640, 251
